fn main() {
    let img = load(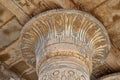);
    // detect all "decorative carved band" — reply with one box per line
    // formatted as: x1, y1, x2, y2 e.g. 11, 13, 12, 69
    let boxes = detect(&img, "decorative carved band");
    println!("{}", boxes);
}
39, 68, 89, 80
36, 51, 91, 74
